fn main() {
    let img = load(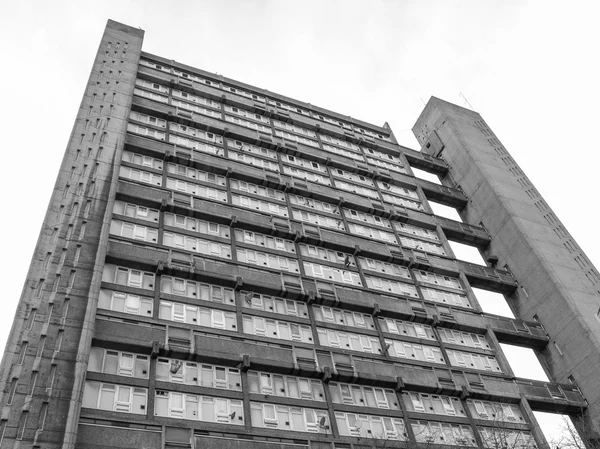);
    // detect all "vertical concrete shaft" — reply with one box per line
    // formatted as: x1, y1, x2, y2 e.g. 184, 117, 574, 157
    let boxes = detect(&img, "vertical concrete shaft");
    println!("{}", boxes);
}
0, 19, 144, 449
413, 97, 600, 437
